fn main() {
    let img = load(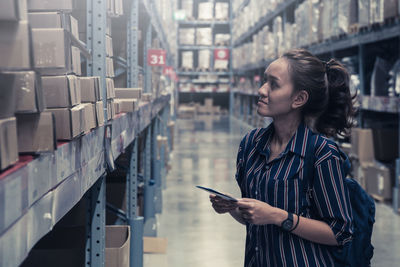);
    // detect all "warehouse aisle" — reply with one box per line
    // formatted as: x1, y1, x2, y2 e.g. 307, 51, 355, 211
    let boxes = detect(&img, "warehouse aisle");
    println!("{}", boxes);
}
144, 115, 400, 267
